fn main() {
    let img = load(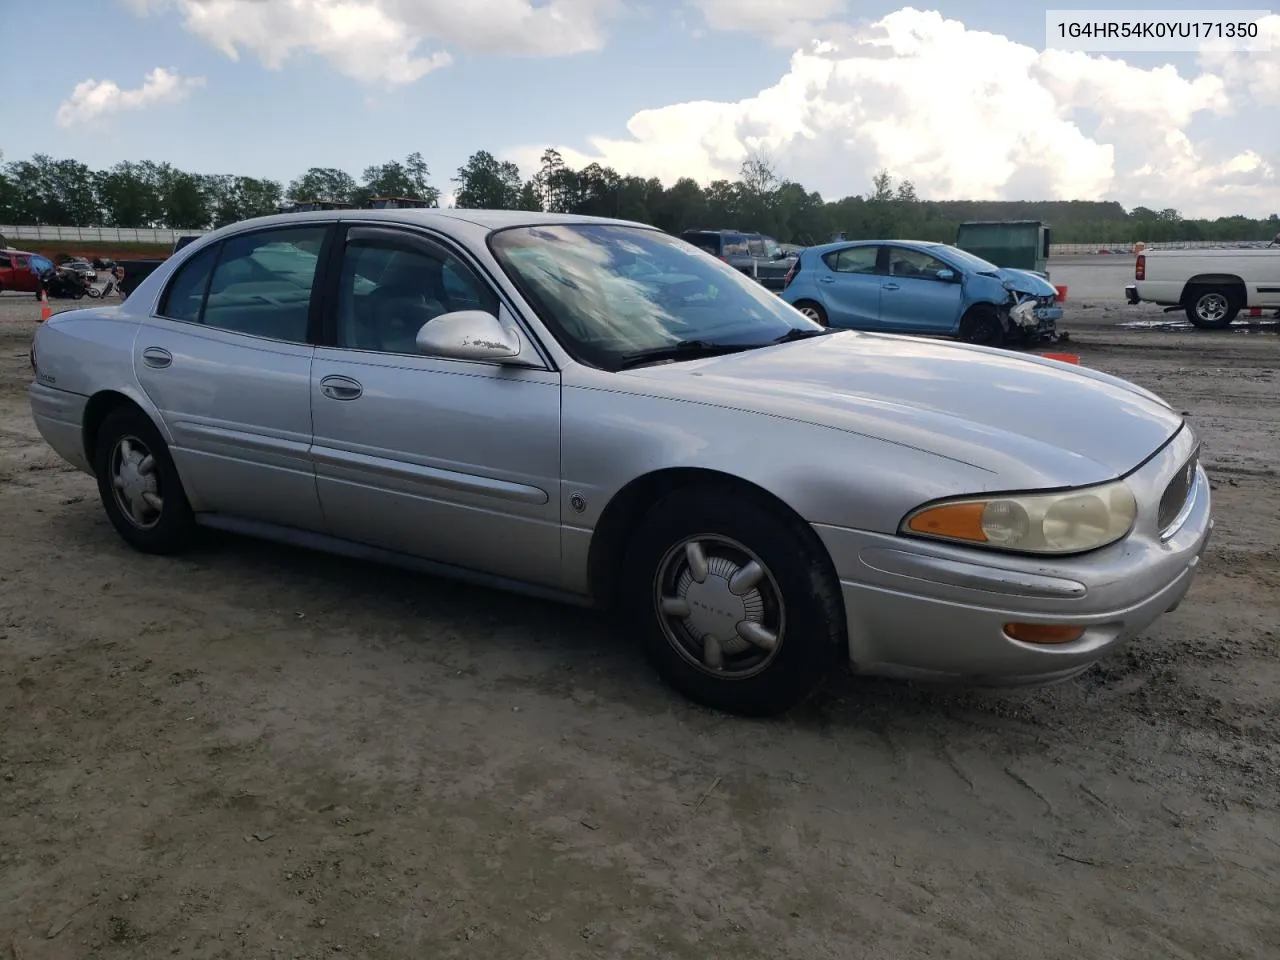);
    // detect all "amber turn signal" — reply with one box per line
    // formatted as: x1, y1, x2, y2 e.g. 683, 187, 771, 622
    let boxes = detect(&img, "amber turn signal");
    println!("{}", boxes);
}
1004, 623, 1086, 645
904, 502, 987, 542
